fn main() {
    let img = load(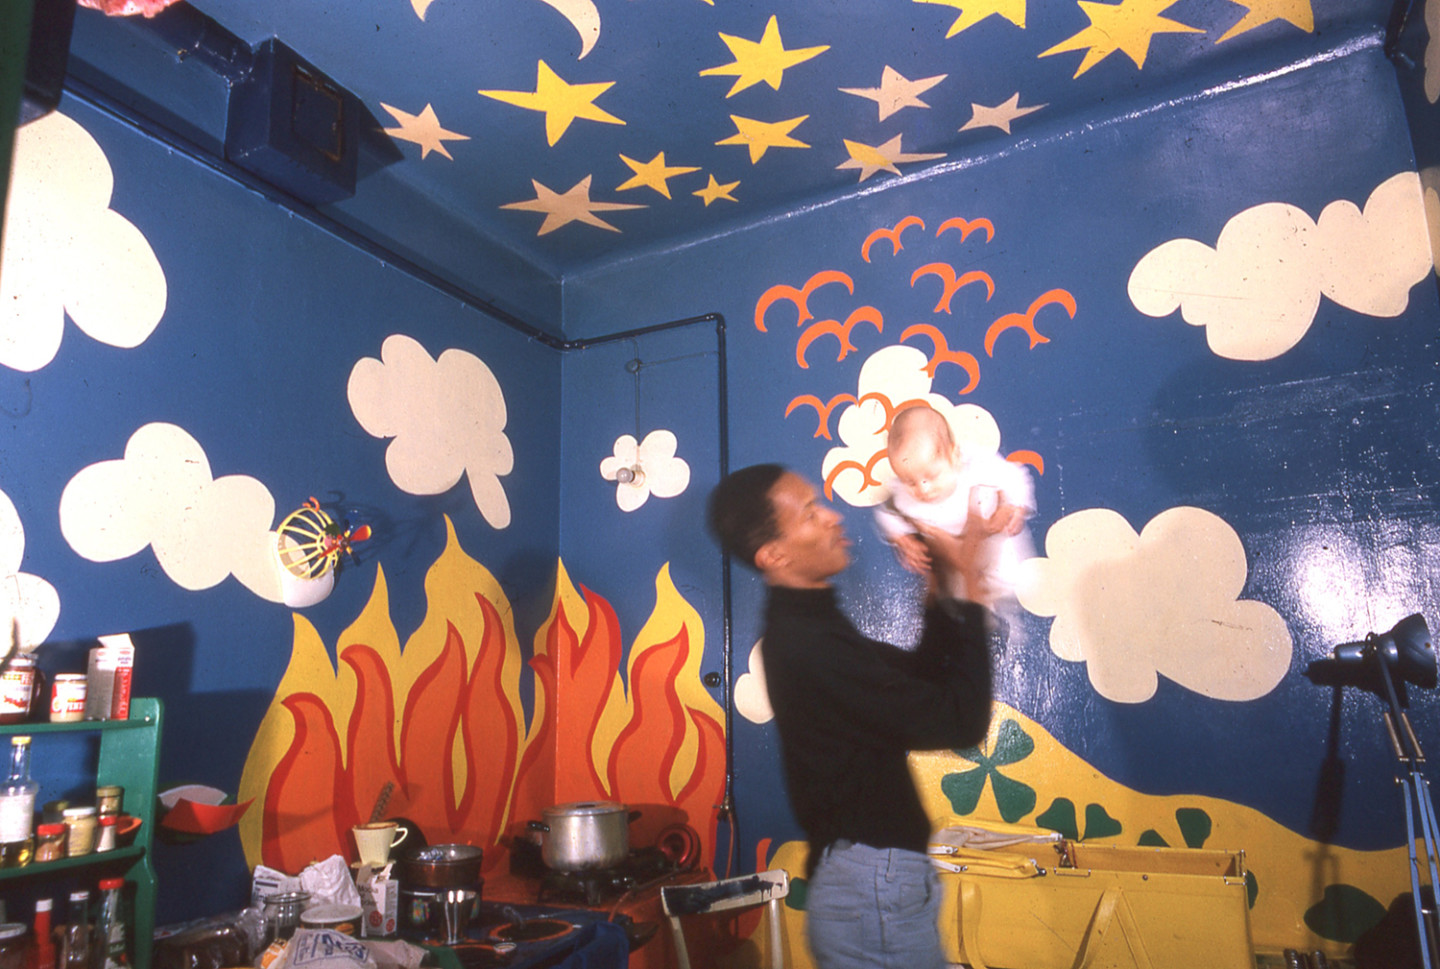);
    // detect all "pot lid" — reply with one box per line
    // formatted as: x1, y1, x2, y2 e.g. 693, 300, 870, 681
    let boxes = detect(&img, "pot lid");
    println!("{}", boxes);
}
544, 800, 626, 817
